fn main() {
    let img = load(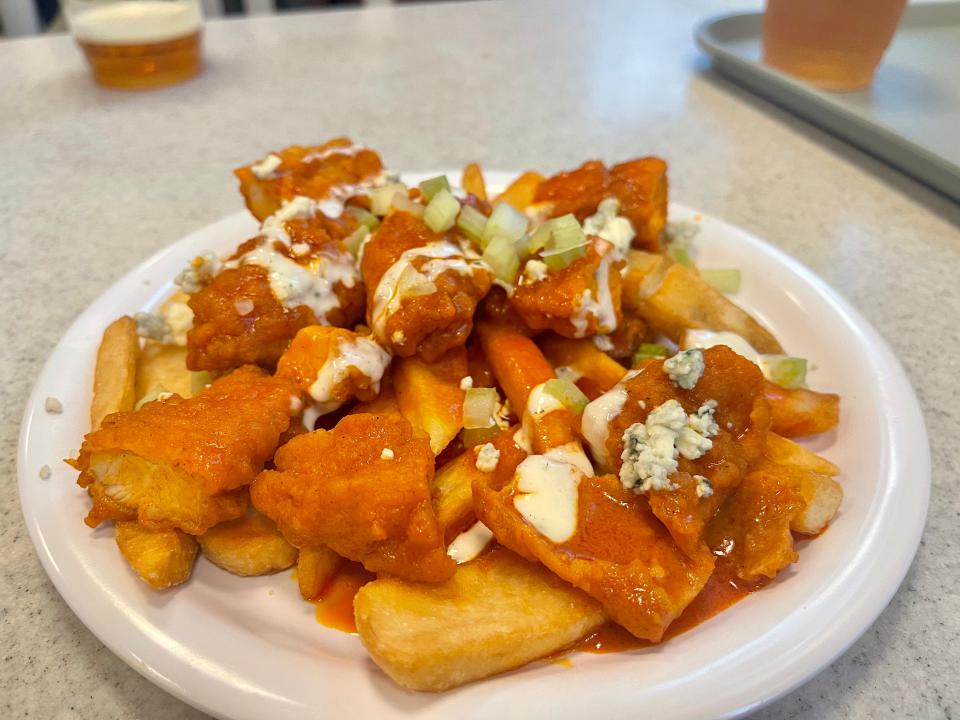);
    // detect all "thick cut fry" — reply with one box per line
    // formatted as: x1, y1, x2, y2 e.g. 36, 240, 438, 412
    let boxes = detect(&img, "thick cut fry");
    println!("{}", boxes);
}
433, 429, 528, 542
478, 323, 555, 411
199, 509, 298, 576
136, 342, 194, 402
539, 334, 627, 396
493, 171, 545, 211
764, 382, 840, 437
793, 473, 843, 535
91, 316, 140, 430
354, 548, 606, 692
624, 253, 782, 354
461, 163, 487, 202
297, 546, 343, 600
394, 348, 467, 455
115, 521, 198, 590
765, 432, 839, 476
